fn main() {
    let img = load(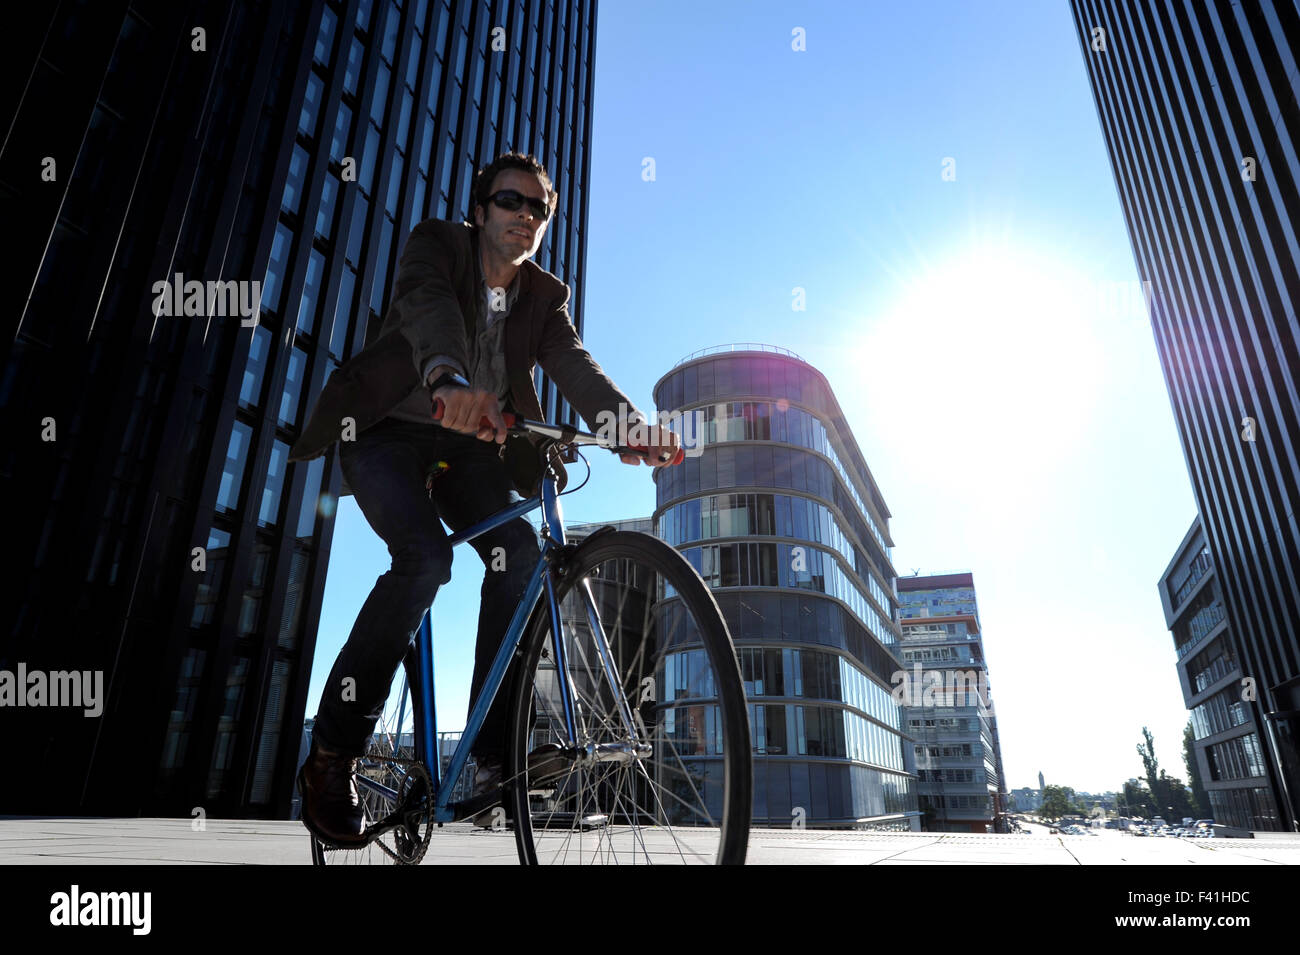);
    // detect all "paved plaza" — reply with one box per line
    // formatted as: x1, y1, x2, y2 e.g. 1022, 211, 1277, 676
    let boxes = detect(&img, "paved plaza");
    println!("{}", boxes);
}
1, 817, 1297, 864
